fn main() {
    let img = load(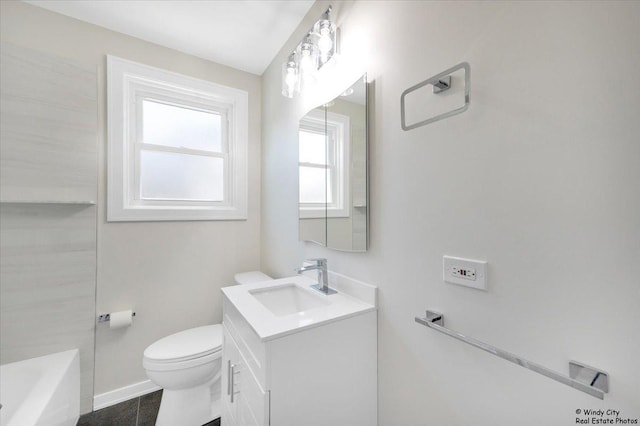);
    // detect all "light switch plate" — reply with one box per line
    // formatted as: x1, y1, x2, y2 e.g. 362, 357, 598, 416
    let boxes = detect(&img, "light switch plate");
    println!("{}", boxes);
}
443, 255, 488, 290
